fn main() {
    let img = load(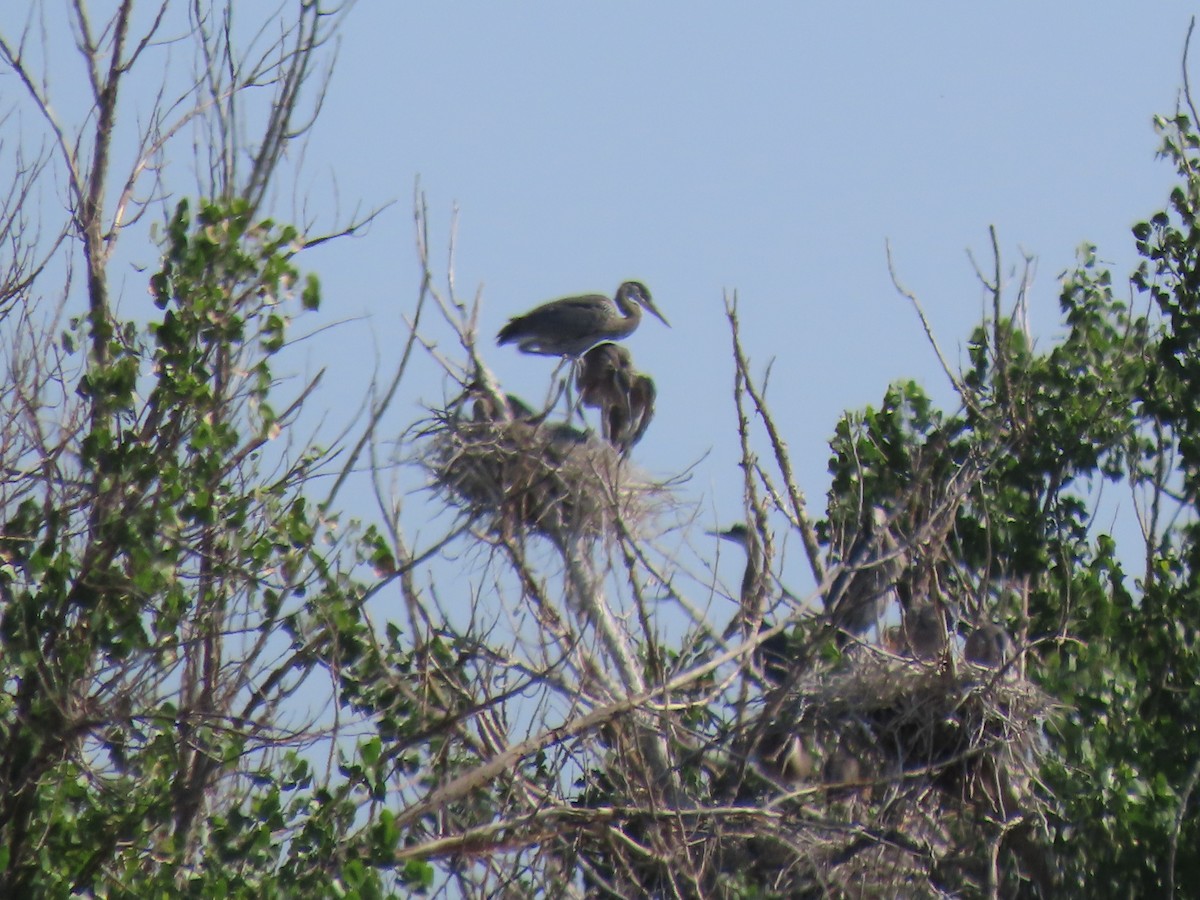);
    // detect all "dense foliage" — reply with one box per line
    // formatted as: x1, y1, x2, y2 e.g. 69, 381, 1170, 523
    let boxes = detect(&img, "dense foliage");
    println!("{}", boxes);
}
2, 4, 1200, 897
